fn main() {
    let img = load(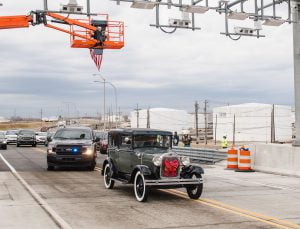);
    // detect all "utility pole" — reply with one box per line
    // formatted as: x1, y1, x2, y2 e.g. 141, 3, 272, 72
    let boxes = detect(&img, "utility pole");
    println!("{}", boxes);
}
233, 114, 236, 147
118, 107, 121, 128
147, 107, 150, 128
195, 101, 199, 144
135, 104, 141, 128
40, 108, 43, 126
271, 104, 276, 143
204, 100, 208, 145
214, 114, 217, 145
